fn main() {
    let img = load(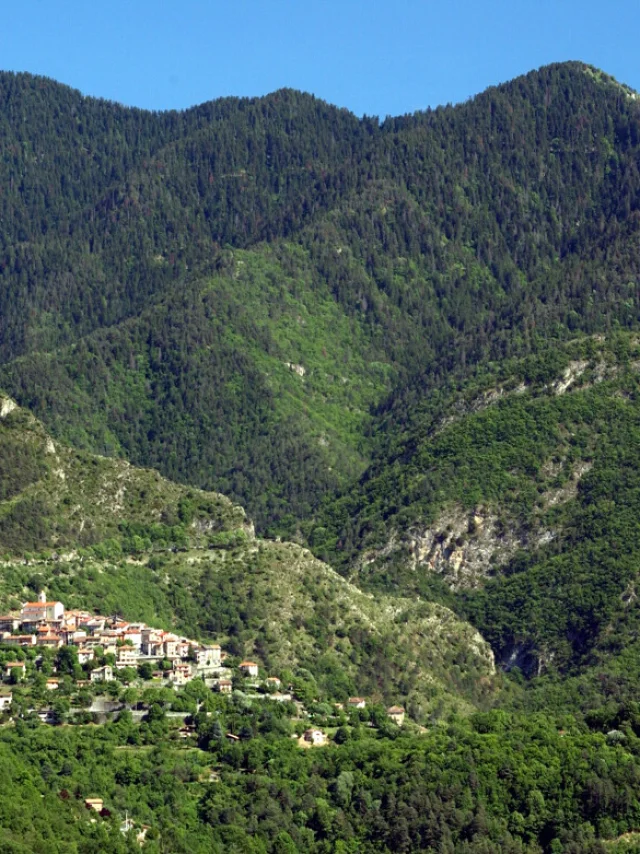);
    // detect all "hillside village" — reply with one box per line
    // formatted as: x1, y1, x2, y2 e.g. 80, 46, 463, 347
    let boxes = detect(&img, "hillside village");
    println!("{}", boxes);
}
1, 590, 228, 684
0, 591, 405, 736
0, 591, 406, 842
